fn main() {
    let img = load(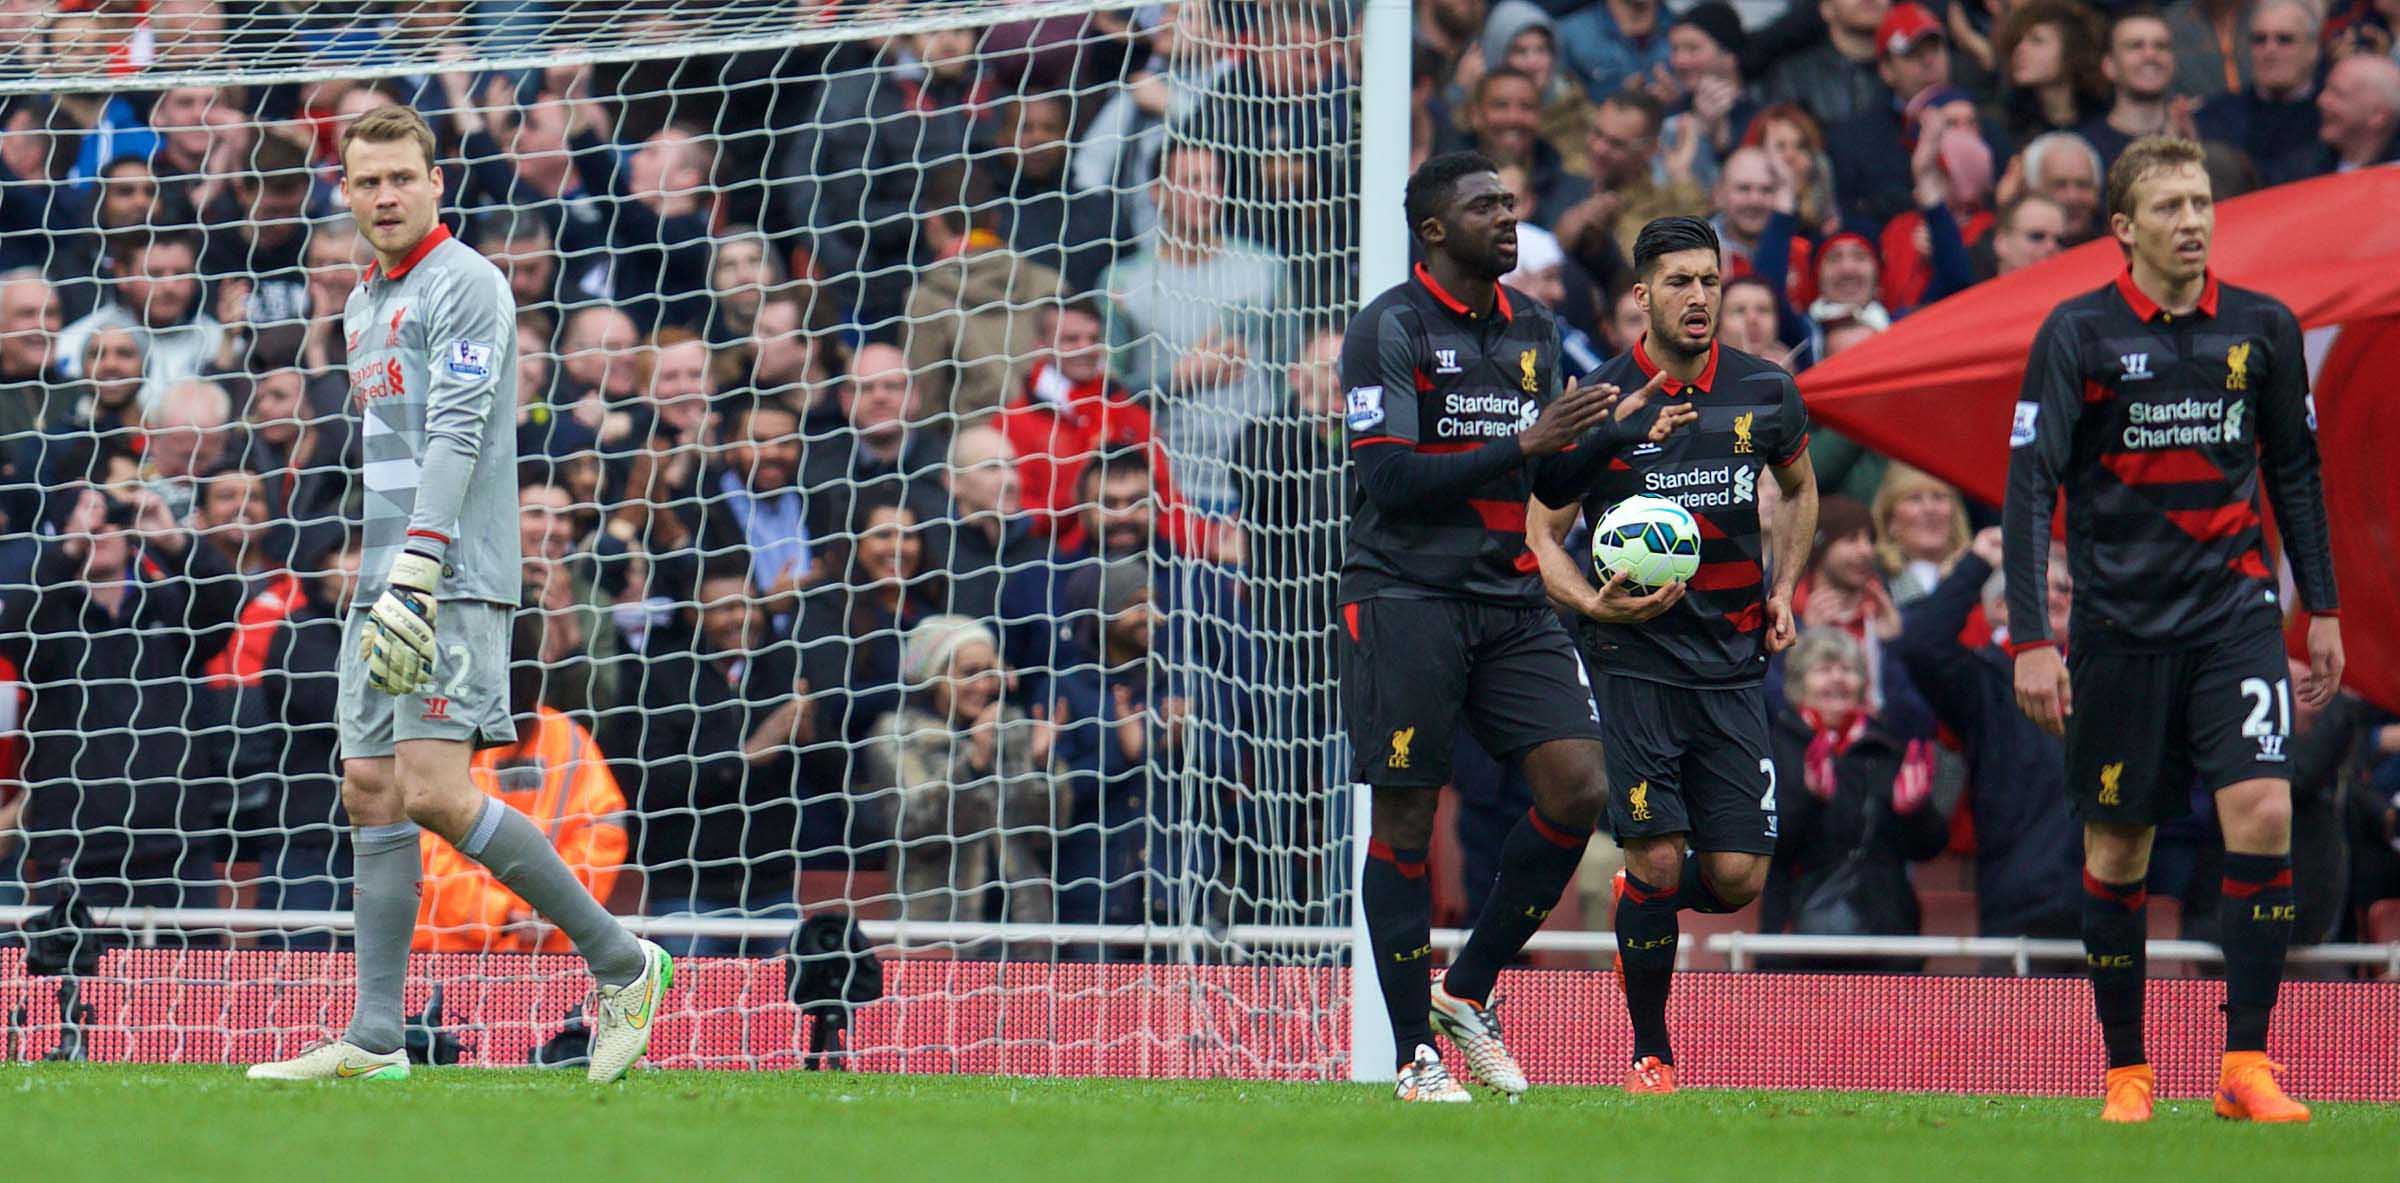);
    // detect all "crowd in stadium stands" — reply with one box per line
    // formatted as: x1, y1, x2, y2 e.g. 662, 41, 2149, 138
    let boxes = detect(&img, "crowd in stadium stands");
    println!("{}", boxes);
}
0, 0, 2397, 963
